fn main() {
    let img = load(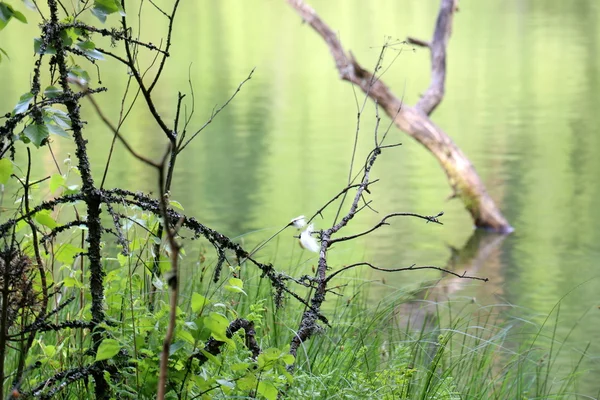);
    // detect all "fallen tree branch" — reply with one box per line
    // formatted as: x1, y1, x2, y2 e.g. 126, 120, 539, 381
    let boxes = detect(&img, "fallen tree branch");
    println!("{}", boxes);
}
415, 0, 458, 114
286, 0, 513, 233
